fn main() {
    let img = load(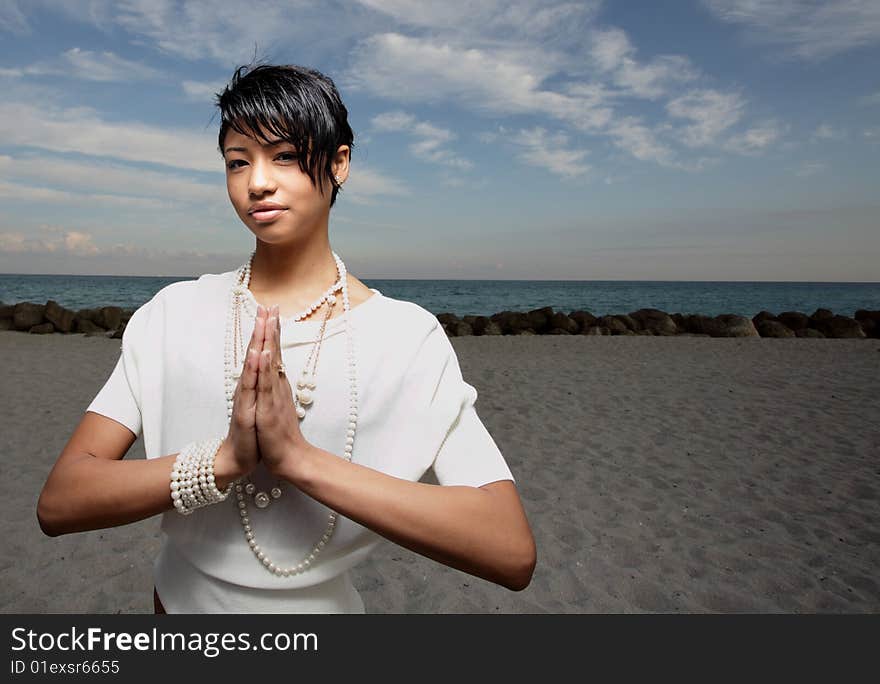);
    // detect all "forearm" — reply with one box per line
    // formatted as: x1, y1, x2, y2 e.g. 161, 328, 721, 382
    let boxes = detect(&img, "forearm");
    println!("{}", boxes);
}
287, 445, 533, 590
38, 440, 240, 537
